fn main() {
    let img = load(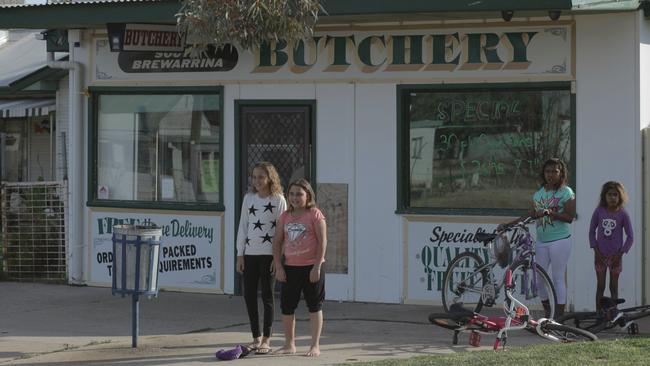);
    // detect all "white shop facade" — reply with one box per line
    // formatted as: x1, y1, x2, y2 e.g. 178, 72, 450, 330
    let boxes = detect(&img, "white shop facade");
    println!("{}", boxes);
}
3, 2, 650, 311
